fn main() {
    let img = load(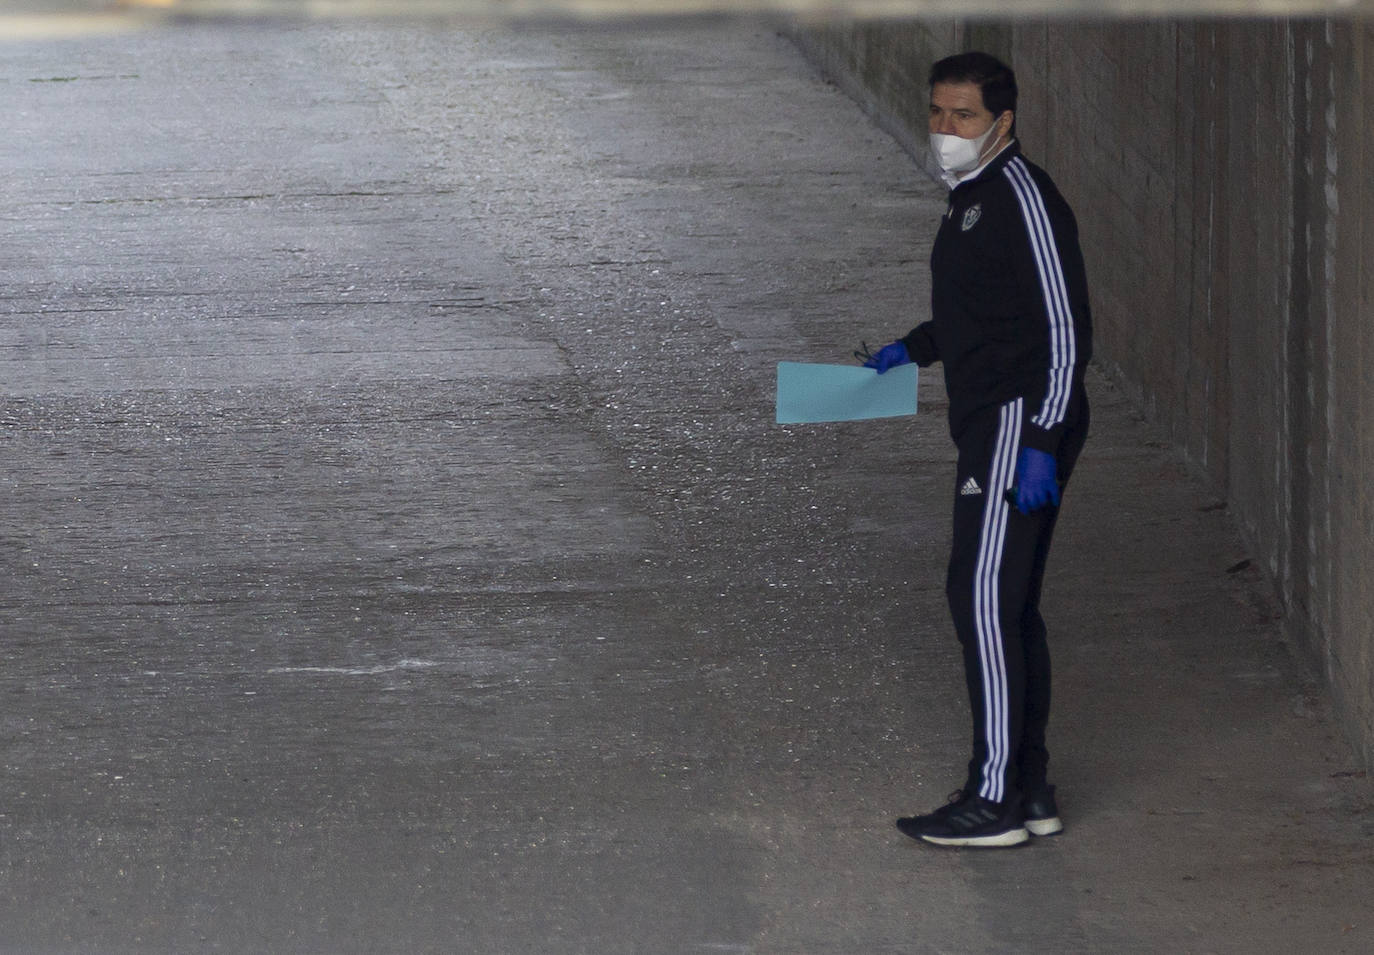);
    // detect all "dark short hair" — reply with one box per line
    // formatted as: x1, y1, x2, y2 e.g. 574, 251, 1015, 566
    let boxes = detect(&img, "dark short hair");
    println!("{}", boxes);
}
928, 51, 1018, 121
